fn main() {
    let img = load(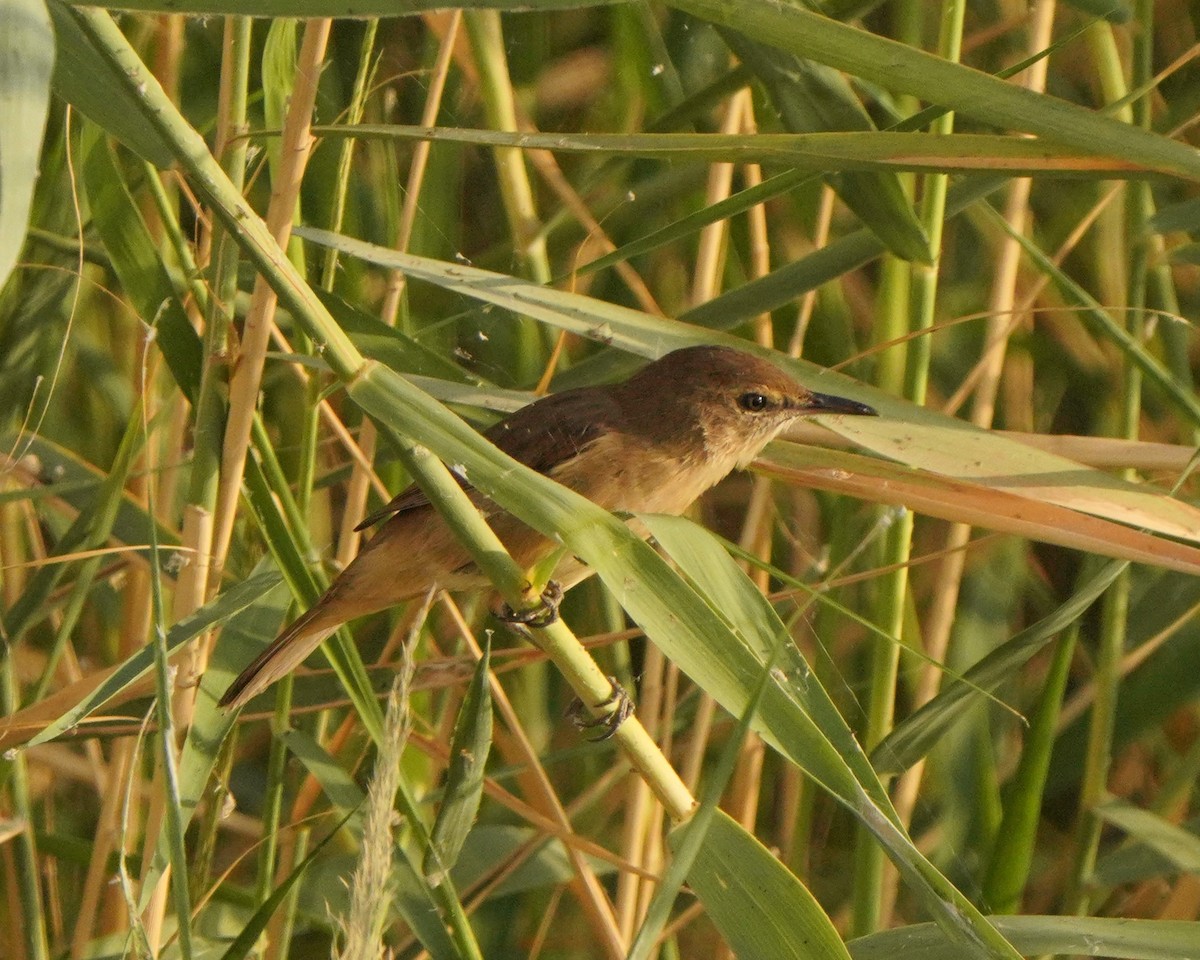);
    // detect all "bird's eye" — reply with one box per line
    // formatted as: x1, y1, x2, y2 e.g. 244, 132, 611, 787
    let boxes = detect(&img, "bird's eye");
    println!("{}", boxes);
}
738, 392, 769, 412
